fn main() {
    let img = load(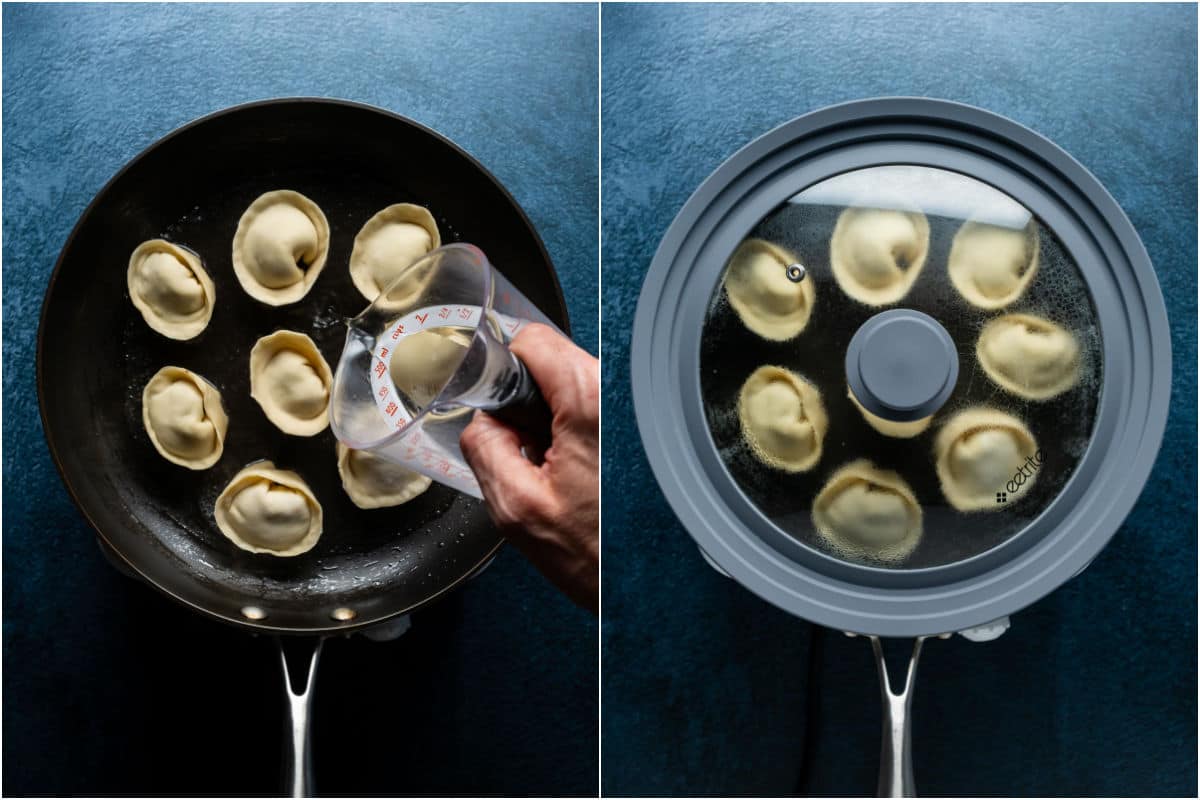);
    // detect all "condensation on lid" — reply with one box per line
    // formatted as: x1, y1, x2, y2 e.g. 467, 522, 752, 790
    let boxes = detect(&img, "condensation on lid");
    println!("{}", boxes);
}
789, 164, 1032, 230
